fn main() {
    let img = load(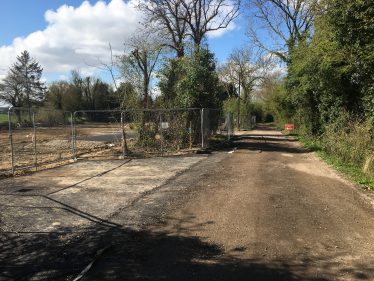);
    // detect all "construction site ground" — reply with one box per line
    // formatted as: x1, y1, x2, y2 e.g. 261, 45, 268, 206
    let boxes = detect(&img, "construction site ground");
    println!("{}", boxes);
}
0, 124, 373, 281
